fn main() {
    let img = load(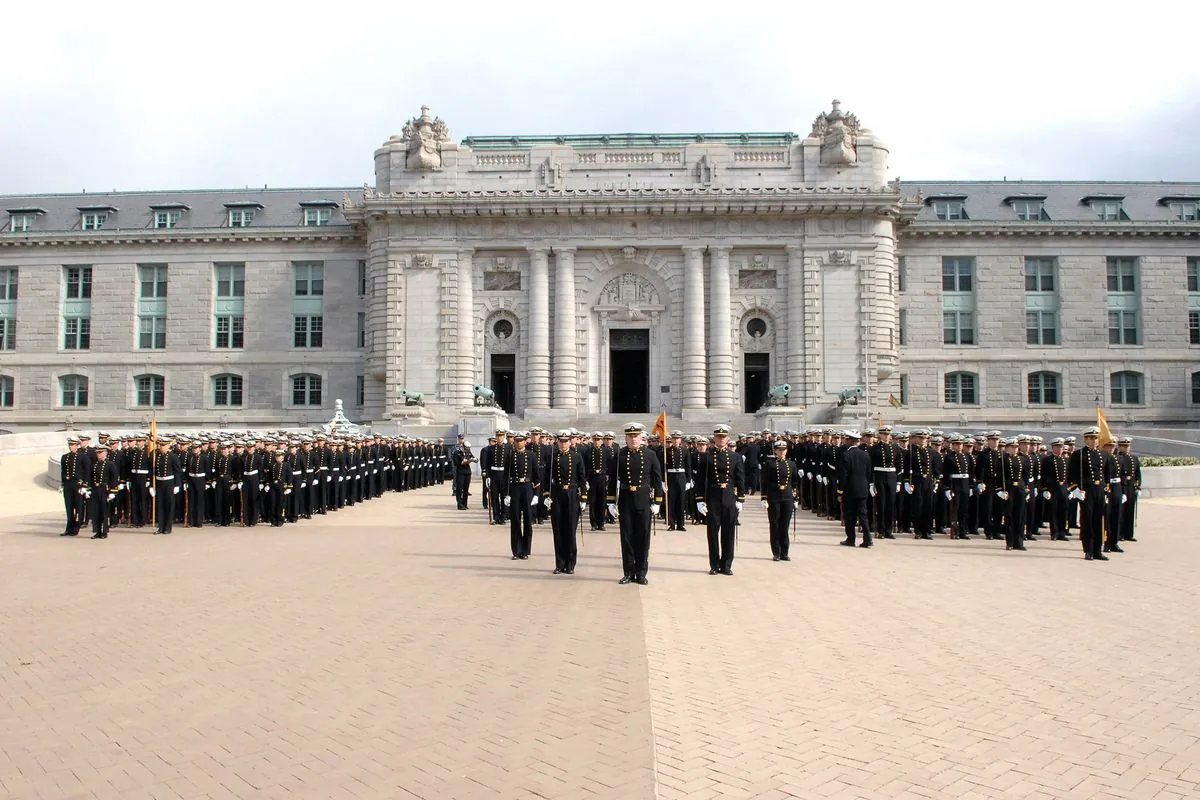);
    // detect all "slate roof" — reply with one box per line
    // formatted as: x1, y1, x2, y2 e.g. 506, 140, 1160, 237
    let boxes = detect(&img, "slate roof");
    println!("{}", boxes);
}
899, 181, 1200, 223
0, 187, 356, 233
